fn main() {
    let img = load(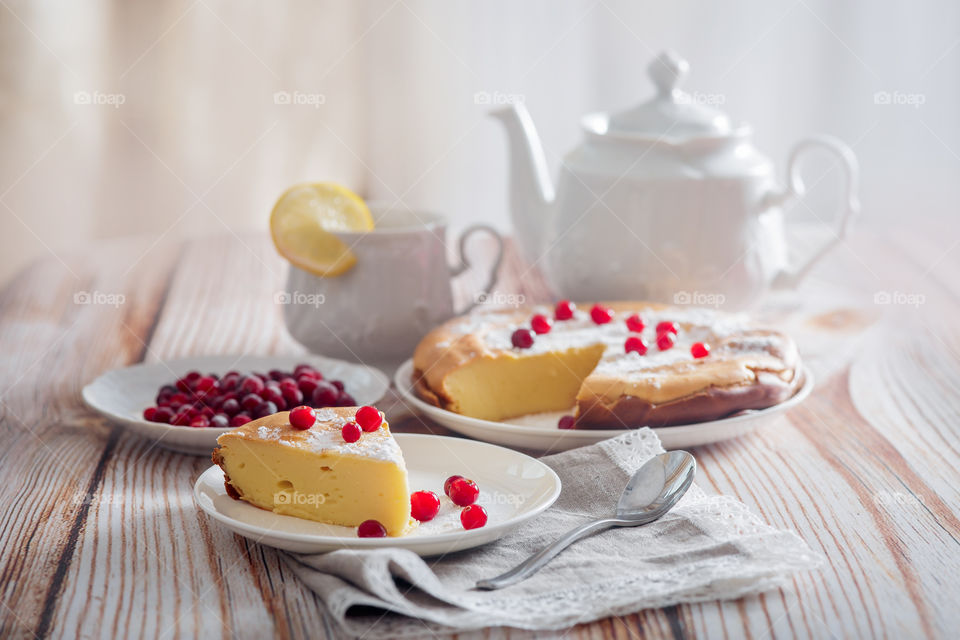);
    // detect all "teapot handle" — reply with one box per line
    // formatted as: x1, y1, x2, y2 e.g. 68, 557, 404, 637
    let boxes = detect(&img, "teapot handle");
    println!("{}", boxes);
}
767, 135, 860, 289
451, 224, 504, 313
